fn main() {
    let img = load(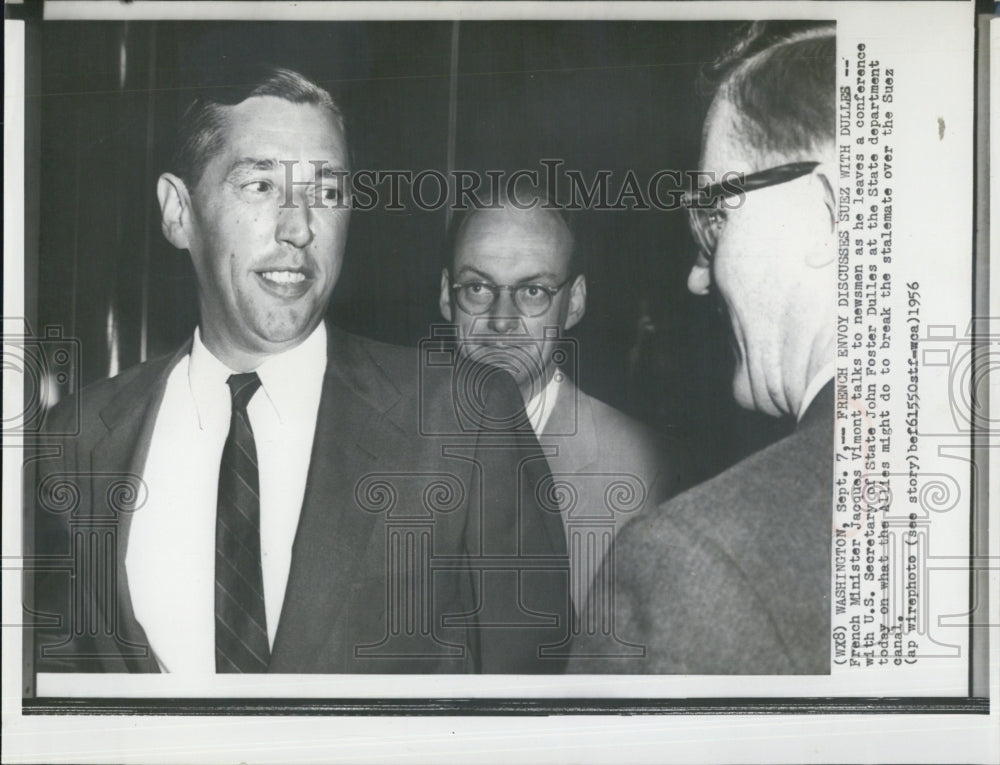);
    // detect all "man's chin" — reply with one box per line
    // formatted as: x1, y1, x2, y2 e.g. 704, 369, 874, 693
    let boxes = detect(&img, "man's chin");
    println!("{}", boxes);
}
731, 368, 758, 412
462, 344, 543, 380
250, 316, 322, 352
732, 383, 756, 412
733, 375, 784, 418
